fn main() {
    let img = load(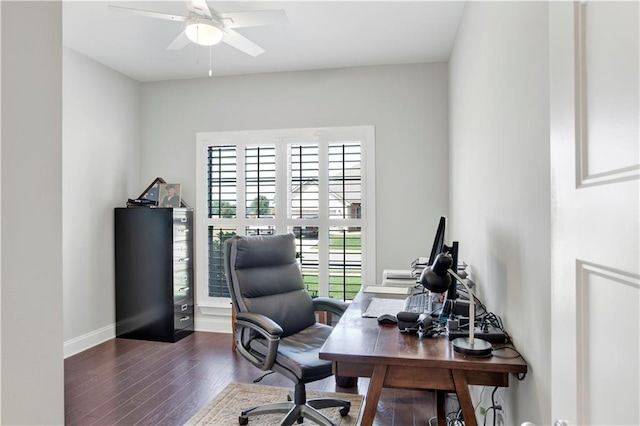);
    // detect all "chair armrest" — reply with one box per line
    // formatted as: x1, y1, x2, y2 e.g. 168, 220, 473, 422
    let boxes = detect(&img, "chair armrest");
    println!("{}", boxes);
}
313, 297, 348, 317
236, 312, 283, 337
234, 312, 283, 371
